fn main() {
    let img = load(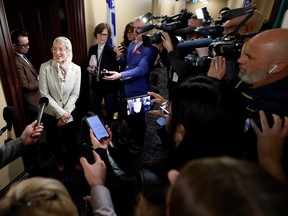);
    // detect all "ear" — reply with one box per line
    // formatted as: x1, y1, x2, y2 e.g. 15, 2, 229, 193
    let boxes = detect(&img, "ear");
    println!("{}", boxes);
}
268, 62, 287, 74
174, 123, 185, 145
168, 169, 180, 185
